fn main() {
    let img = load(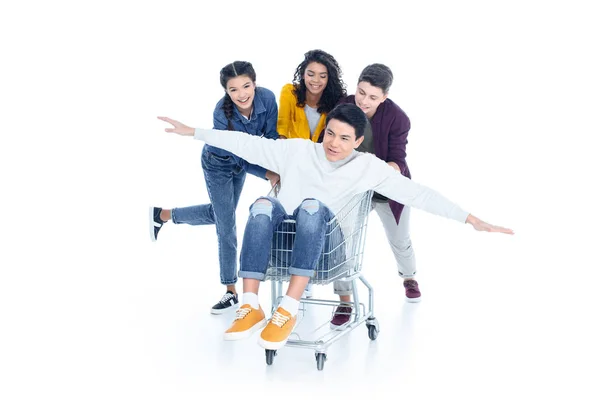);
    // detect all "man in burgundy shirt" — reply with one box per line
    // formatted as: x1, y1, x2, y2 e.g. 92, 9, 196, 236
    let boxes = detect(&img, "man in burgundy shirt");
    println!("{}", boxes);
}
318, 64, 421, 327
